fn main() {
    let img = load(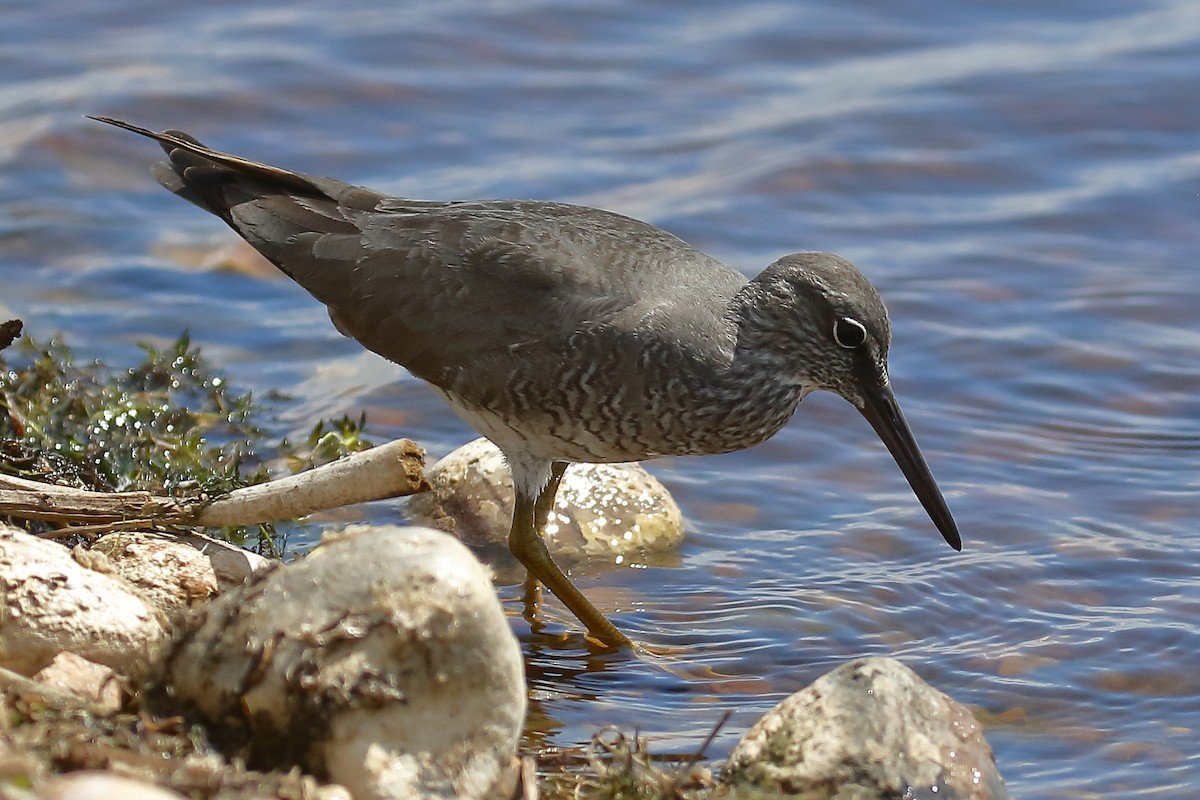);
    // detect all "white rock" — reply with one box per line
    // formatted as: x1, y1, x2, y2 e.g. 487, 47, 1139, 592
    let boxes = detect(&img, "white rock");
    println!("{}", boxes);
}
145, 532, 270, 594
163, 525, 525, 800
723, 657, 1009, 799
31, 651, 122, 710
37, 772, 186, 800
0, 525, 164, 676
90, 531, 220, 615
170, 530, 271, 589
86, 530, 269, 618
407, 437, 683, 559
